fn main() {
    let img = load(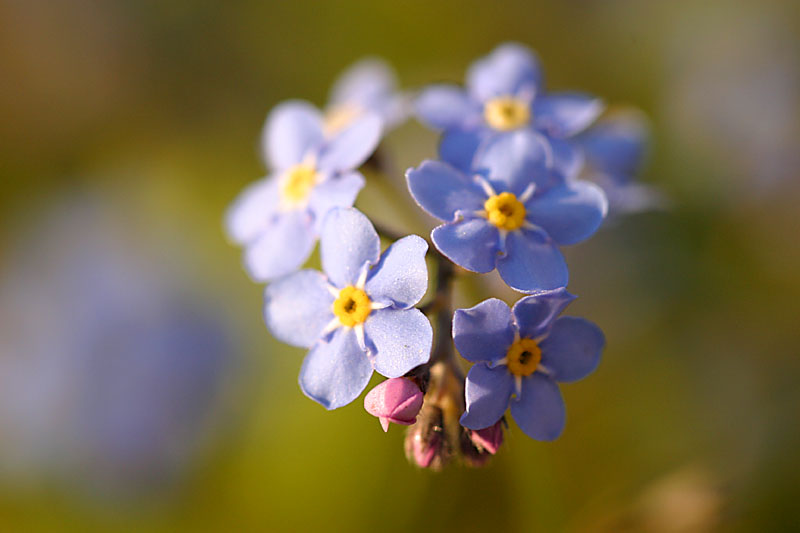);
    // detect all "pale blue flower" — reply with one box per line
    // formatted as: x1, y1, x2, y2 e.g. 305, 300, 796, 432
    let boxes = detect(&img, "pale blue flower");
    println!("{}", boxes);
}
415, 43, 603, 179
227, 100, 382, 281
454, 290, 604, 441
264, 207, 432, 409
